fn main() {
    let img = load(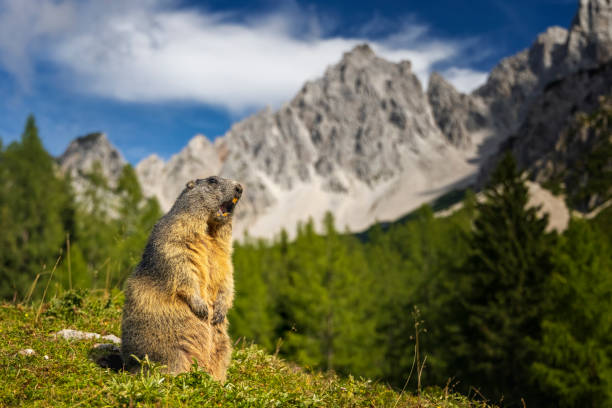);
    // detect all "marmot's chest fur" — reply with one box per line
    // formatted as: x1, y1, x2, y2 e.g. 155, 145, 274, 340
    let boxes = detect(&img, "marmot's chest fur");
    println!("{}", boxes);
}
186, 233, 232, 303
